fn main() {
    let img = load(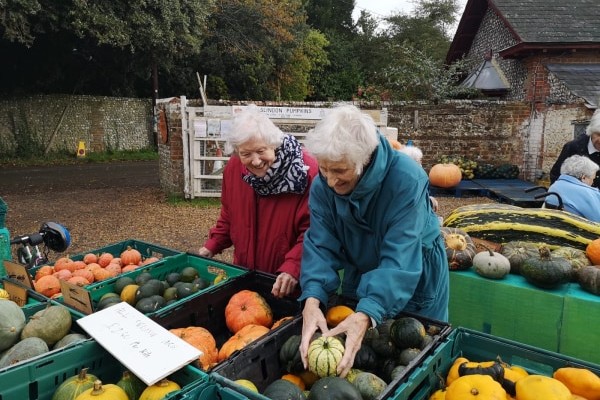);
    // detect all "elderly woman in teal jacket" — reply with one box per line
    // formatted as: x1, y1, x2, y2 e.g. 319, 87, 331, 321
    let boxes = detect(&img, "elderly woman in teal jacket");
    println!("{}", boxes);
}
299, 105, 449, 378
